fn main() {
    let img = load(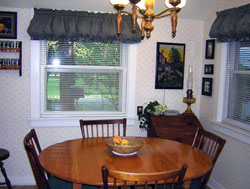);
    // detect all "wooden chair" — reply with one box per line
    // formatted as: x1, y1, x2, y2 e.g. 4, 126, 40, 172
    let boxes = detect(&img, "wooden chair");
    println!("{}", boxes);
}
101, 164, 187, 189
23, 129, 72, 189
79, 118, 127, 138
191, 129, 226, 189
